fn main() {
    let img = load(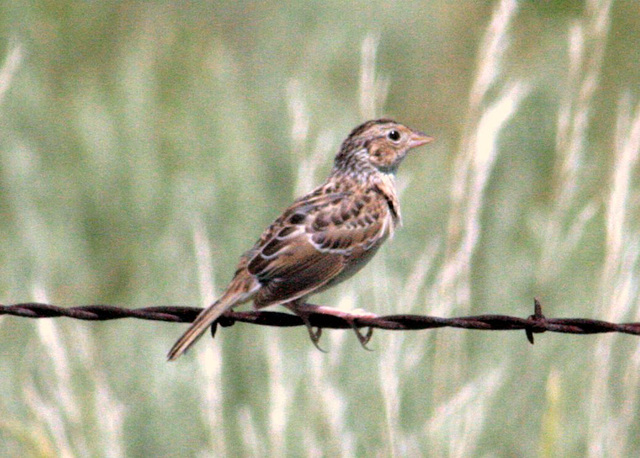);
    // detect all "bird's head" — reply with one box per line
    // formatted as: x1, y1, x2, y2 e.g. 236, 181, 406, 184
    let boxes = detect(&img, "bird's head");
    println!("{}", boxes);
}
334, 119, 433, 176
